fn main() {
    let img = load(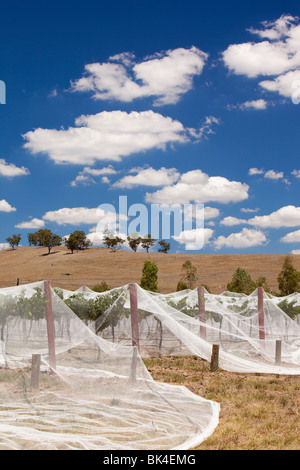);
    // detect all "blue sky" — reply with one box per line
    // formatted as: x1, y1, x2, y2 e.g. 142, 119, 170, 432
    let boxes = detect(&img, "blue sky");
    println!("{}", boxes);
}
0, 0, 300, 254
